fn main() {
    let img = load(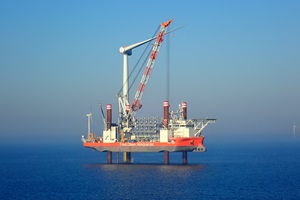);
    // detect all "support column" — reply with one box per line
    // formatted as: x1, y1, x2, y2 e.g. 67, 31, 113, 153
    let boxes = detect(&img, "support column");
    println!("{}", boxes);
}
163, 101, 170, 128
107, 104, 112, 130
182, 102, 187, 120
164, 151, 169, 165
127, 152, 131, 163
123, 152, 131, 163
182, 151, 188, 164
116, 152, 119, 164
107, 151, 112, 164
